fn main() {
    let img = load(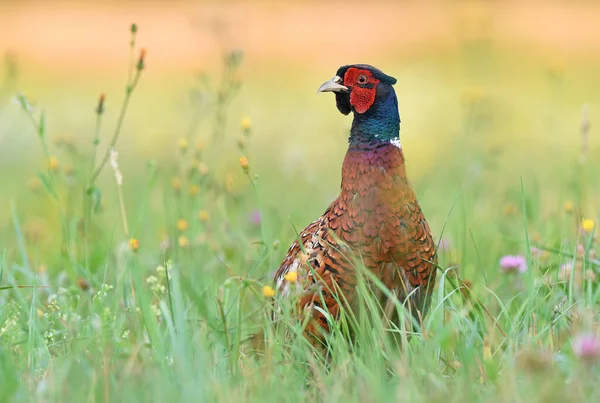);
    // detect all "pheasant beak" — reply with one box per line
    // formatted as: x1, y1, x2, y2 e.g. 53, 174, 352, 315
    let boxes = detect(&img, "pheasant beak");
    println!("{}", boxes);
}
317, 76, 348, 93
